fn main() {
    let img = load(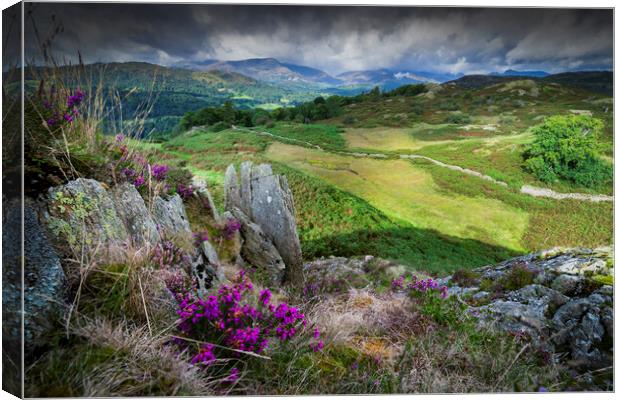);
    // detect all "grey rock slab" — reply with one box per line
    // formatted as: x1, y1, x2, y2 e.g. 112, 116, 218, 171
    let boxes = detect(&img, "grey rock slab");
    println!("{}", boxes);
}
249, 163, 303, 284
4, 201, 67, 356
224, 164, 241, 212
111, 183, 160, 246
231, 207, 285, 285
152, 194, 191, 238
